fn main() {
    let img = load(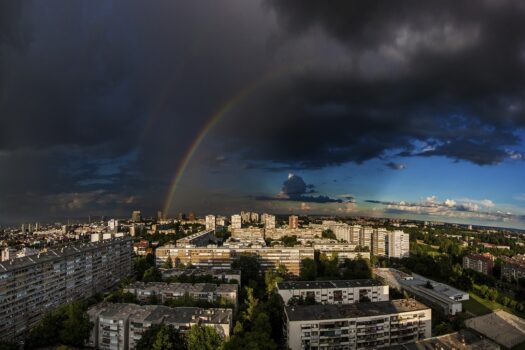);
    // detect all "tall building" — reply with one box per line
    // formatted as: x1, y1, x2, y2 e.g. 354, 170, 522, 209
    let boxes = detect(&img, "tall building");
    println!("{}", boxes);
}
263, 214, 276, 229
386, 230, 410, 258
231, 215, 242, 229
349, 225, 361, 245
131, 210, 142, 222
0, 237, 133, 339
463, 253, 494, 276
372, 228, 387, 256
206, 215, 216, 230
20, 224, 25, 233
108, 219, 118, 232
188, 212, 196, 221
359, 226, 373, 249
240, 211, 250, 223
284, 299, 431, 350
250, 212, 259, 222
289, 215, 299, 229
157, 210, 163, 221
